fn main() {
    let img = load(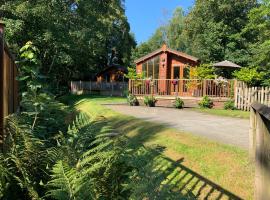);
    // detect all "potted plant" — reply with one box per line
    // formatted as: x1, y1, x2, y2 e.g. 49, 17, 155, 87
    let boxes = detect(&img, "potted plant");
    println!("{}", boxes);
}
144, 96, 157, 107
